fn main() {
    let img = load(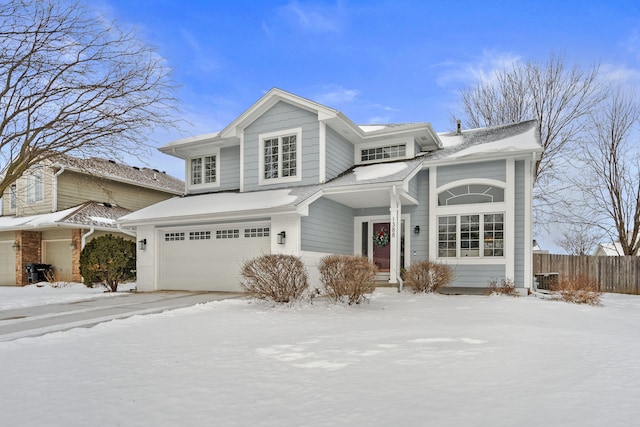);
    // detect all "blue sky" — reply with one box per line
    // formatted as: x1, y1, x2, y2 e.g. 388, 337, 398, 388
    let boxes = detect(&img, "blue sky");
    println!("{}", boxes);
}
97, 0, 640, 181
